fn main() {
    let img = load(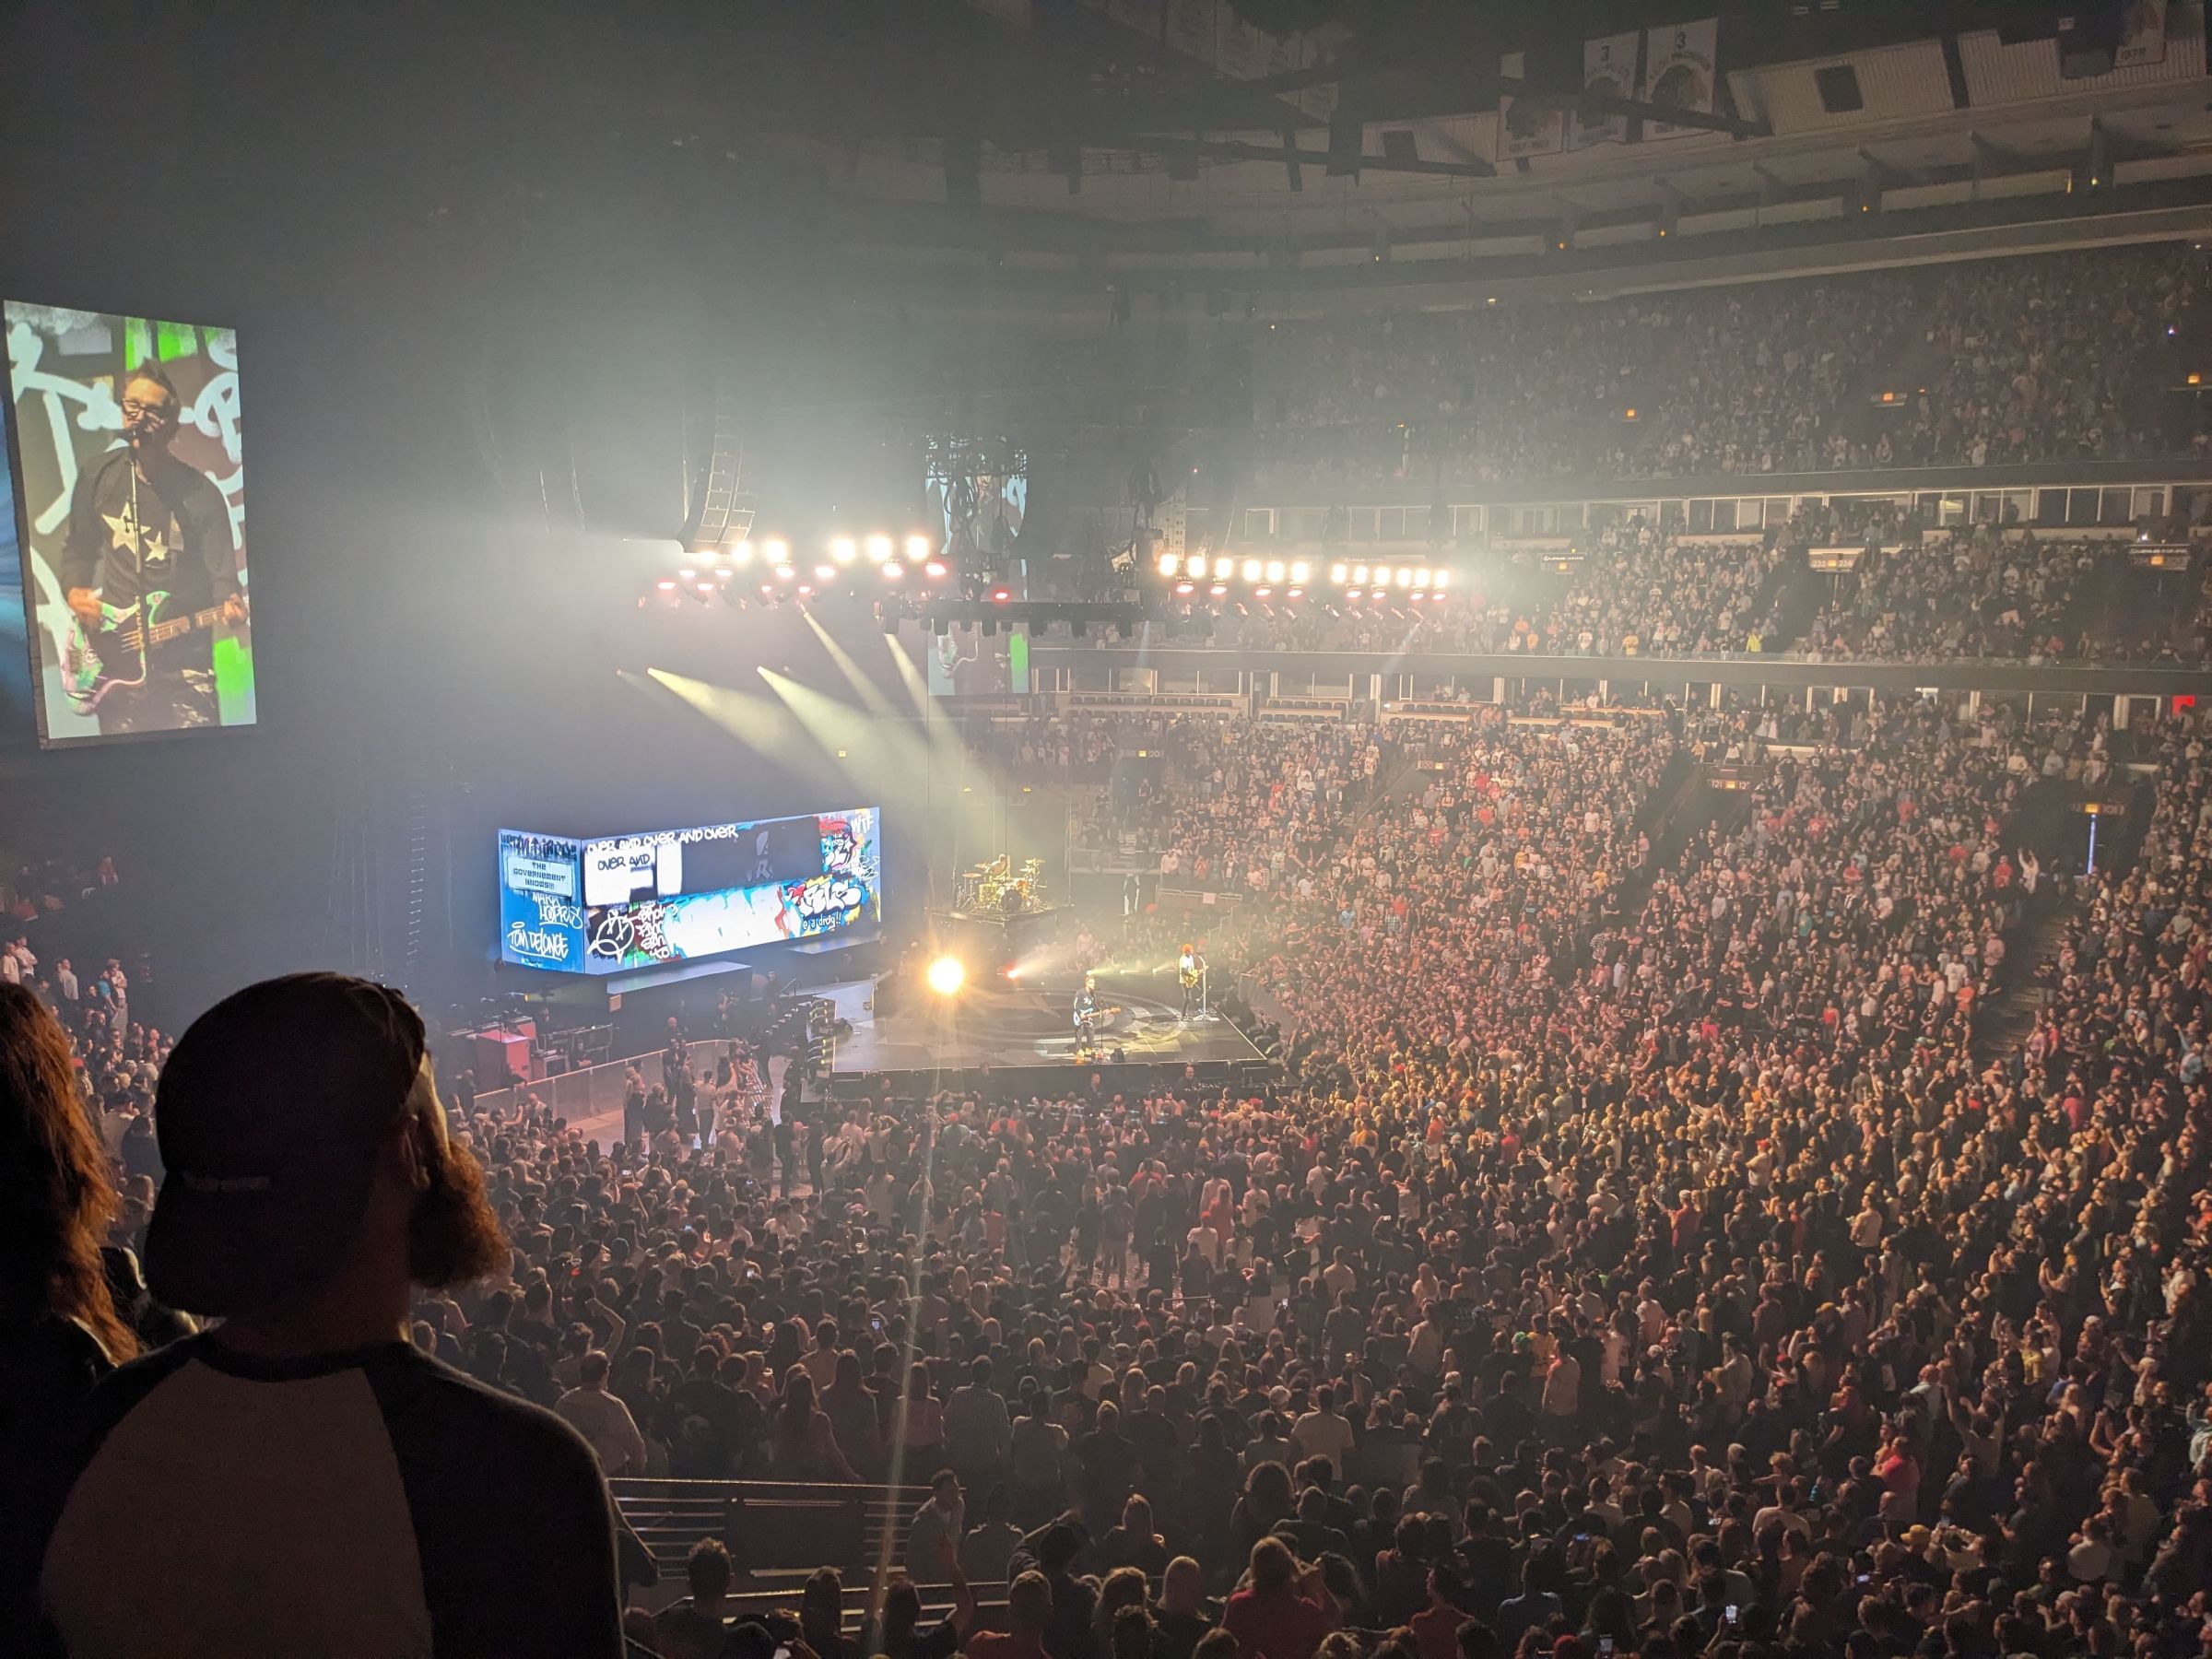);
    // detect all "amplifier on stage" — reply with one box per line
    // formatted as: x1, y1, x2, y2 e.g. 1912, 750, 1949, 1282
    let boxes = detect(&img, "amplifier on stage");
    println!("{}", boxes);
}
470, 1028, 540, 1085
